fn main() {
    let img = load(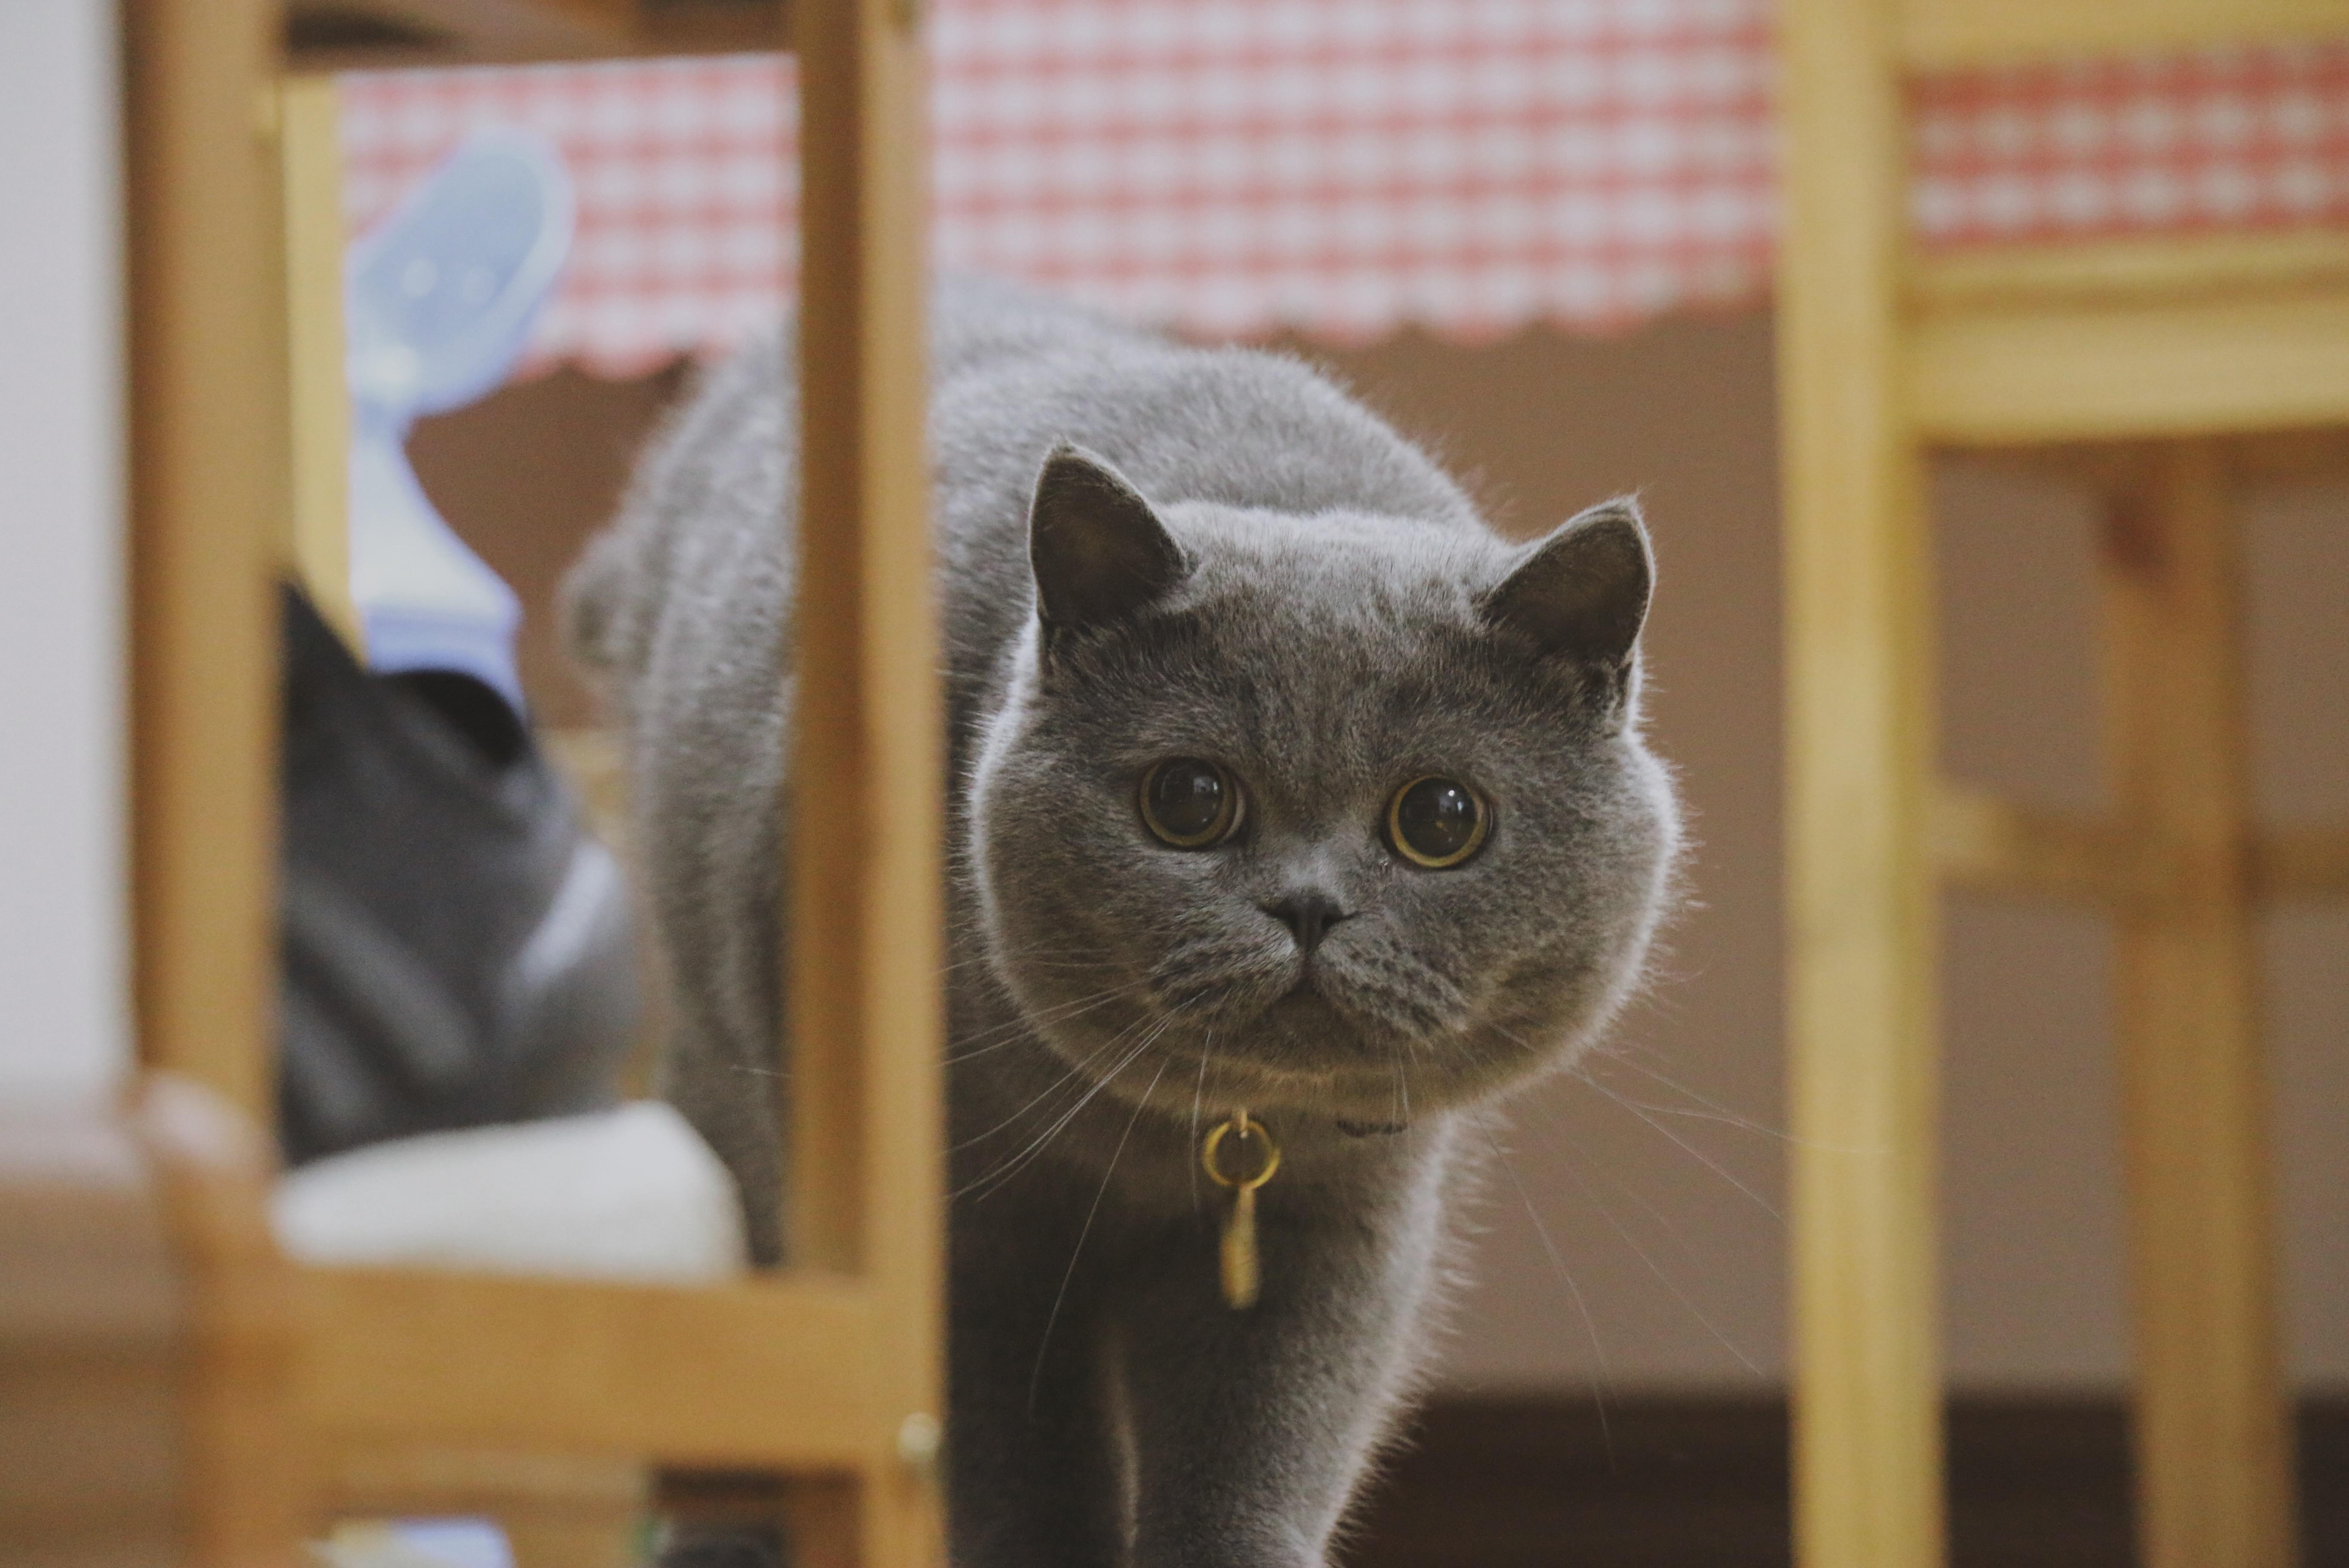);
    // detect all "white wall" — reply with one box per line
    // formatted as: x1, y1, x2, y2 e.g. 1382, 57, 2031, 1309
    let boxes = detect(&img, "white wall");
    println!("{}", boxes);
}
0, 0, 129, 1103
